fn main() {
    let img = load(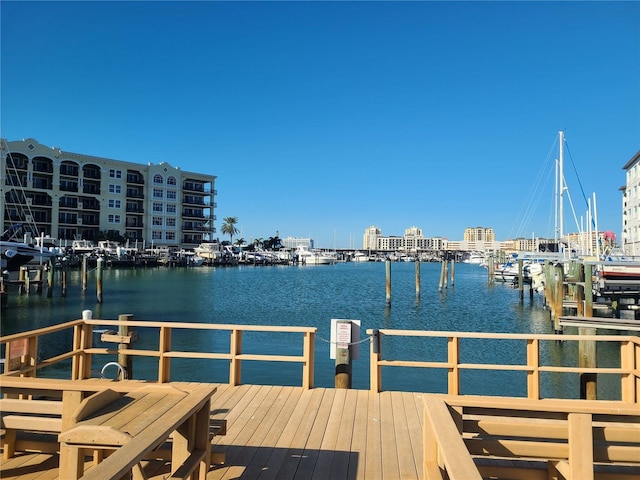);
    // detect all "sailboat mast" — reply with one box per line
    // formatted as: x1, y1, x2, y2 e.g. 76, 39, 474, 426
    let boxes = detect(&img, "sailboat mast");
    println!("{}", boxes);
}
559, 130, 565, 242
